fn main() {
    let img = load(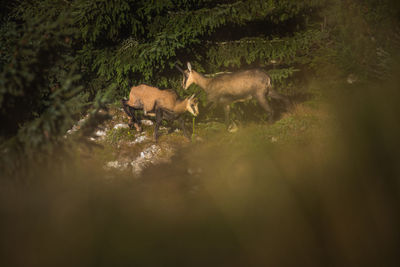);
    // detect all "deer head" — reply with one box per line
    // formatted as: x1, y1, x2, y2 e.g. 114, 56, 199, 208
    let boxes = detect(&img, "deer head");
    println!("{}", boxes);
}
186, 94, 199, 116
176, 62, 195, 90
